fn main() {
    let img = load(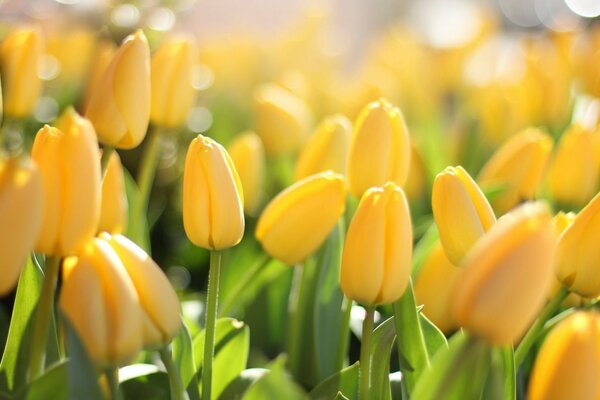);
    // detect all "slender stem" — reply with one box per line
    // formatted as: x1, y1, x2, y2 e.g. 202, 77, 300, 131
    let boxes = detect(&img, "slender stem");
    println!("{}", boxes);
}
28, 256, 61, 381
359, 306, 375, 400
160, 347, 188, 400
100, 146, 115, 177
335, 296, 353, 371
202, 250, 221, 400
220, 253, 270, 316
514, 286, 569, 366
106, 367, 120, 400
